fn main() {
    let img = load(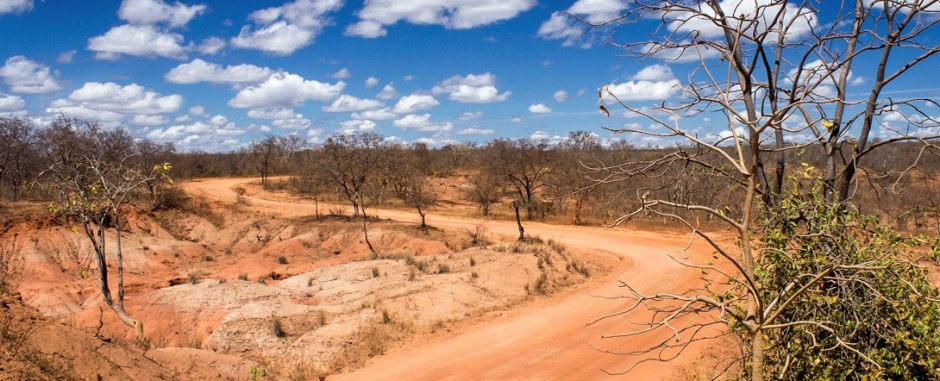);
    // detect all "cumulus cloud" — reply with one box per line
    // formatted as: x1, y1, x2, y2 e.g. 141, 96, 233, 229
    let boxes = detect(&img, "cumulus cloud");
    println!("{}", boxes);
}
393, 113, 453, 132
52, 82, 183, 117
458, 111, 482, 121
118, 0, 206, 28
351, 107, 397, 120
528, 103, 552, 113
340, 119, 377, 133
346, 0, 537, 38
553, 90, 568, 102
666, 0, 818, 41
632, 64, 674, 82
538, 0, 629, 47
57, 50, 77, 64
456, 126, 493, 135
88, 24, 189, 60
393, 94, 439, 114
246, 107, 311, 129
0, 56, 62, 94
232, 0, 343, 55
605, 64, 681, 101
365, 76, 379, 89
0, 0, 32, 15
165, 59, 273, 84
197, 37, 226, 55
377, 83, 398, 100
331, 68, 352, 79
144, 119, 253, 151
322, 94, 384, 112
432, 72, 510, 103
228, 72, 345, 108
0, 92, 25, 111
88, 0, 209, 60
247, 108, 300, 120
132, 114, 168, 126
